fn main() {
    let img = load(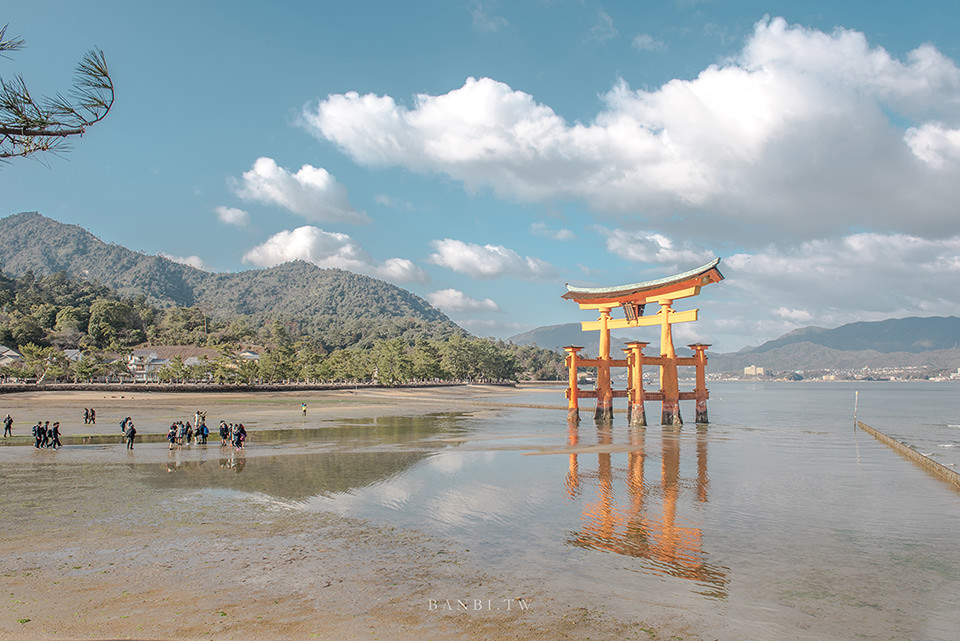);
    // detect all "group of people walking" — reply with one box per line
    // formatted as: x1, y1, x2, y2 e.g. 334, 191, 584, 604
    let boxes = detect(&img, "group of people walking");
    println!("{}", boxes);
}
219, 420, 247, 449
2, 414, 63, 448
167, 418, 208, 448
32, 420, 63, 448
2, 406, 260, 452
165, 413, 247, 450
